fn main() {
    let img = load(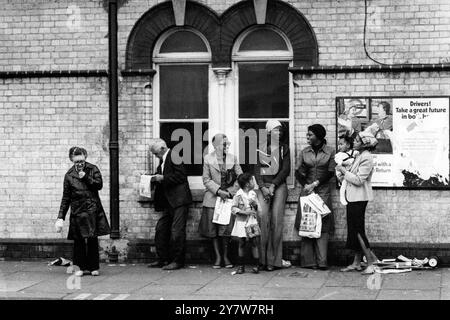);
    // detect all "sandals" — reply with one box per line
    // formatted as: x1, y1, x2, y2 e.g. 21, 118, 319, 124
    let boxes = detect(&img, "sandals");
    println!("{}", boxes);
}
340, 265, 362, 272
